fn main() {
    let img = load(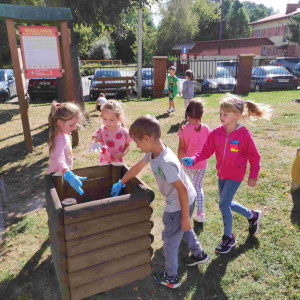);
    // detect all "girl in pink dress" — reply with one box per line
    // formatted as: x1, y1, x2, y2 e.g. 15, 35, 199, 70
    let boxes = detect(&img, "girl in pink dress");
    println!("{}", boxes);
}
47, 101, 87, 195
91, 100, 132, 165
177, 99, 211, 223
